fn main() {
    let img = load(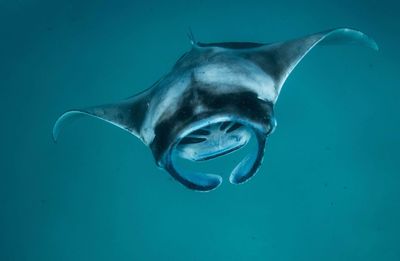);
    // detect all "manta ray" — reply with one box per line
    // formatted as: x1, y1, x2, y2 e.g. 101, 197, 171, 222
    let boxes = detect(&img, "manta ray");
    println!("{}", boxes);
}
53, 28, 378, 191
